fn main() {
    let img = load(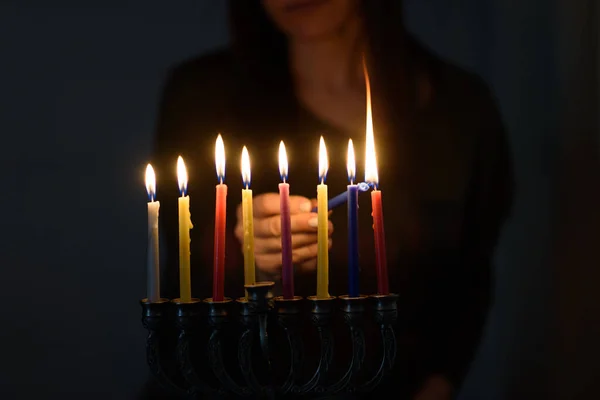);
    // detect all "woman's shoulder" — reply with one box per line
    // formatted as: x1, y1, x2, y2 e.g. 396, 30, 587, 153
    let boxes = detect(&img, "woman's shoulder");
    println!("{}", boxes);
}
408, 35, 497, 110
427, 57, 498, 116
